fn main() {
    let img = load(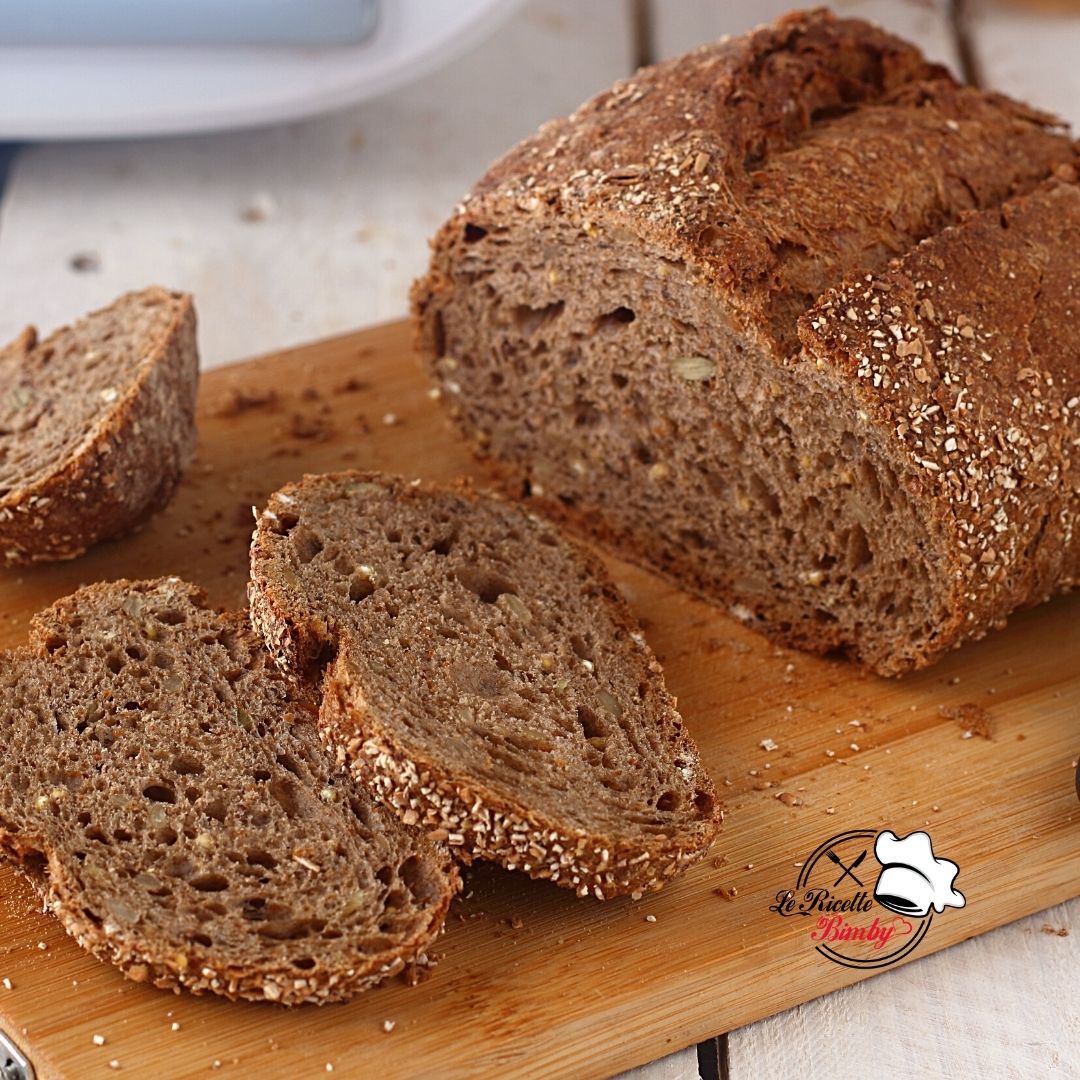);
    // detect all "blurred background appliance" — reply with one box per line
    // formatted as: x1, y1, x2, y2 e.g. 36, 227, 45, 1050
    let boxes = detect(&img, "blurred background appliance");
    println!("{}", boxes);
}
0, 0, 522, 138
